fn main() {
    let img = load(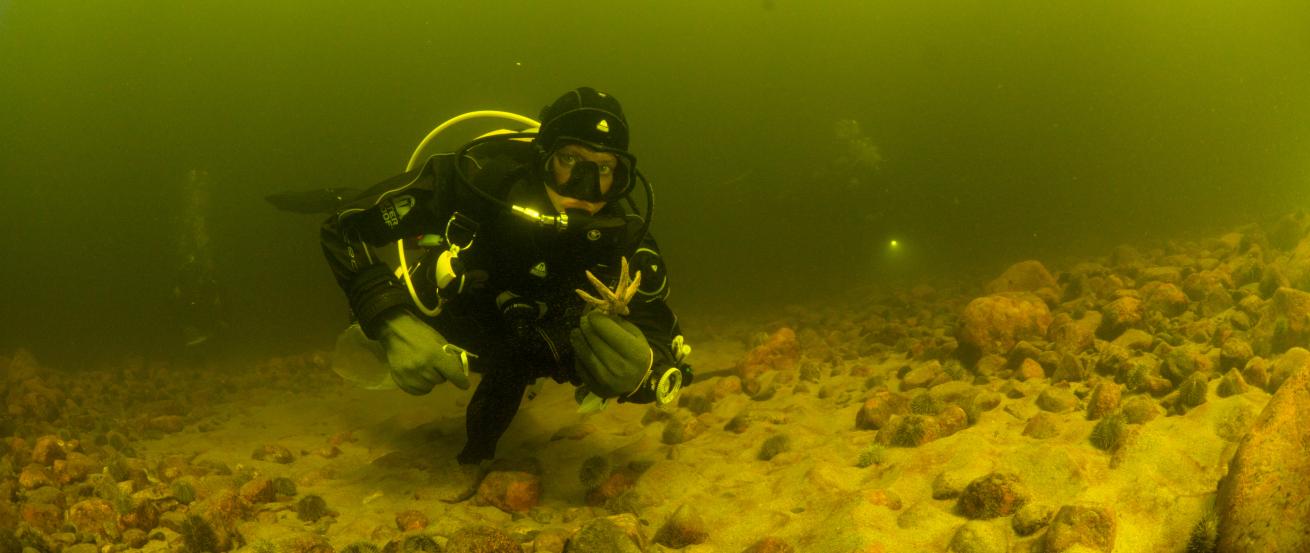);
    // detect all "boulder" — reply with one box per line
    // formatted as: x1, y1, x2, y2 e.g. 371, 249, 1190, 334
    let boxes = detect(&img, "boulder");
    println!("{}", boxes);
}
948, 520, 1009, 553
52, 452, 98, 485
1140, 282, 1189, 317
1139, 266, 1183, 284
855, 390, 911, 431
876, 414, 942, 447
1099, 297, 1143, 339
957, 293, 1053, 363
1183, 270, 1235, 316
1267, 348, 1310, 393
957, 472, 1028, 519
1110, 328, 1154, 351
742, 537, 796, 553
1251, 287, 1310, 356
1036, 387, 1078, 413
1022, 413, 1061, 439
900, 361, 941, 391
239, 477, 277, 504
394, 510, 428, 532
66, 498, 117, 538
1225, 253, 1265, 288
1085, 382, 1121, 421
662, 413, 707, 445
1048, 313, 1098, 354
653, 503, 709, 548
1277, 227, 1310, 289
567, 514, 646, 553
475, 470, 542, 513
30, 436, 66, 466
1215, 352, 1310, 552
19, 503, 61, 534
1267, 211, 1309, 251
737, 328, 800, 391
986, 260, 1060, 303
1038, 504, 1116, 552
446, 525, 522, 553
1220, 338, 1255, 372
1012, 503, 1055, 537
